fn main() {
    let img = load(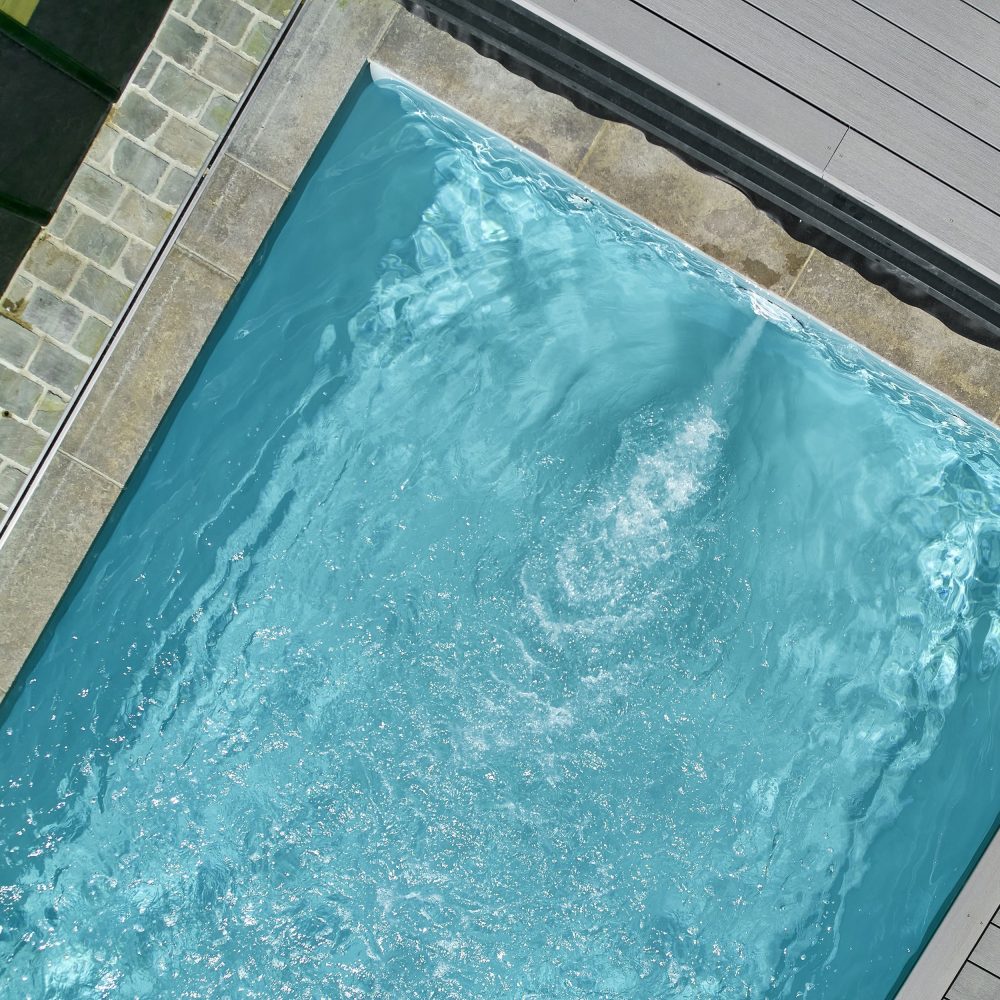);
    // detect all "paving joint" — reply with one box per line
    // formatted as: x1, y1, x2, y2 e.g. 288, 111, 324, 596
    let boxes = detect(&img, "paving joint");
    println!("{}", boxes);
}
61, 450, 125, 491
784, 246, 817, 298
573, 119, 611, 178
